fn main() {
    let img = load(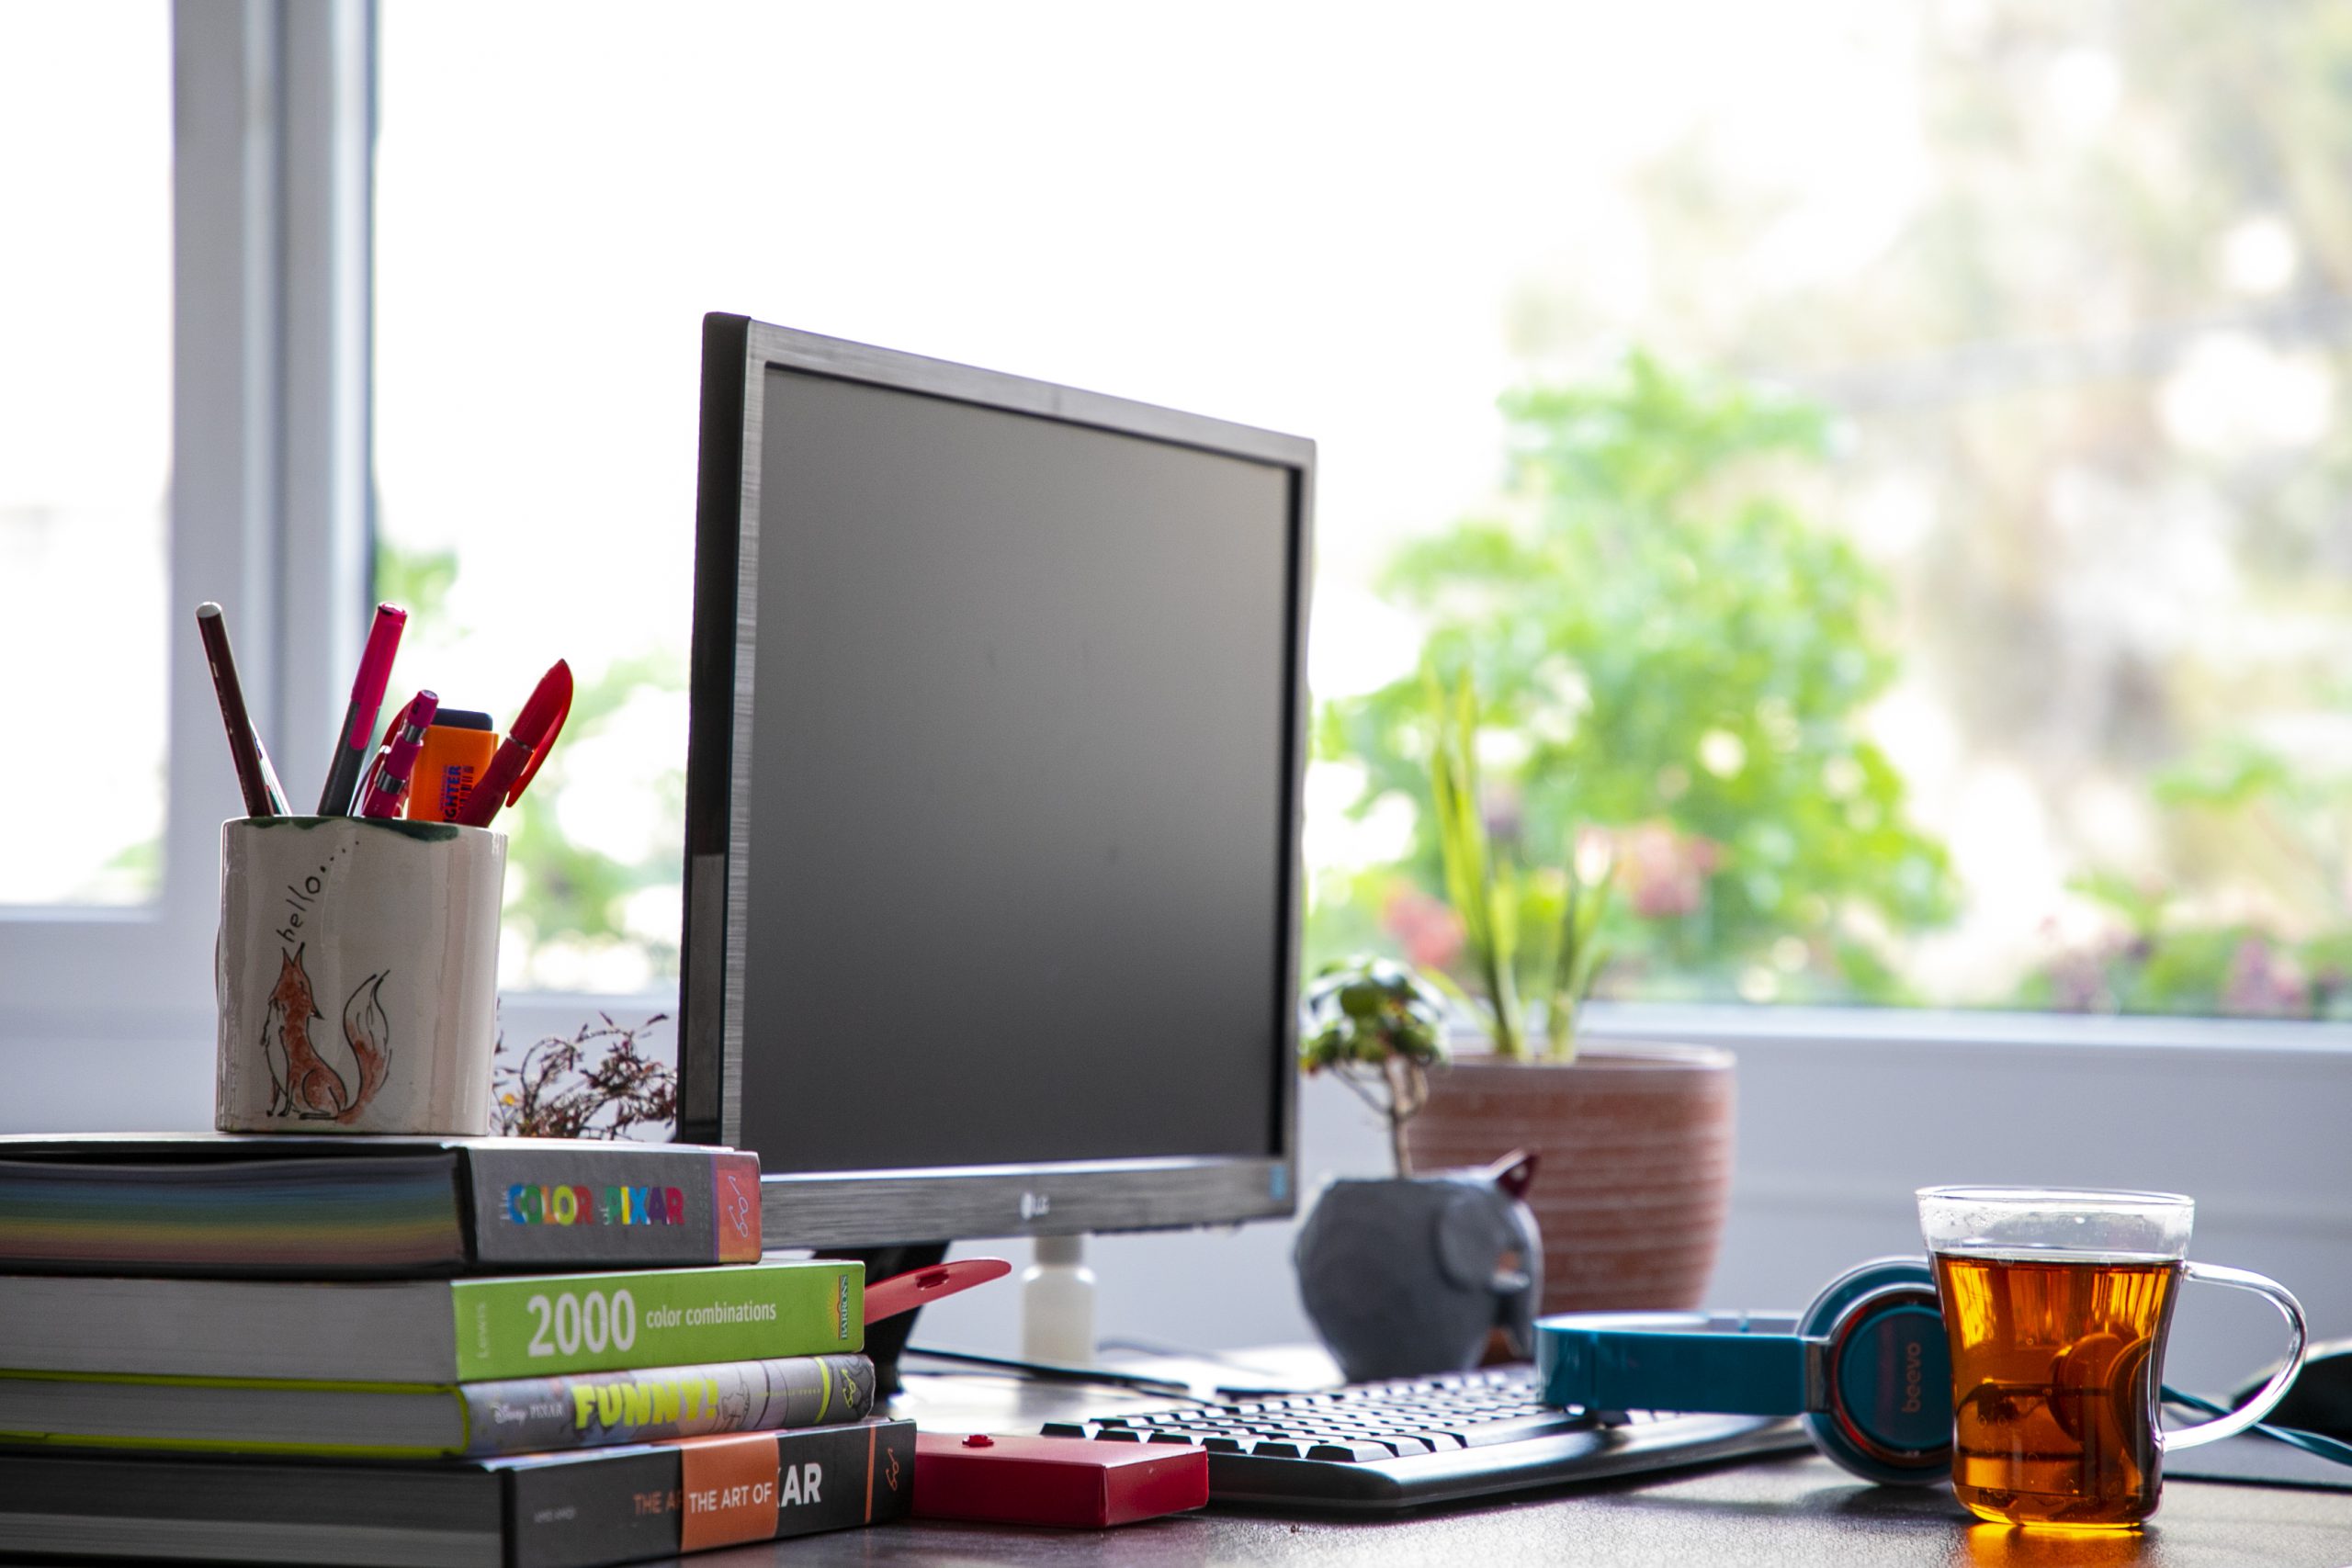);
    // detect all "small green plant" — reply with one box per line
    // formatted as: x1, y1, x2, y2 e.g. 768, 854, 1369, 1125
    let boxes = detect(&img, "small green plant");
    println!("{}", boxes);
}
492, 1013, 678, 1140
1300, 957, 1450, 1177
1428, 668, 1611, 1059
